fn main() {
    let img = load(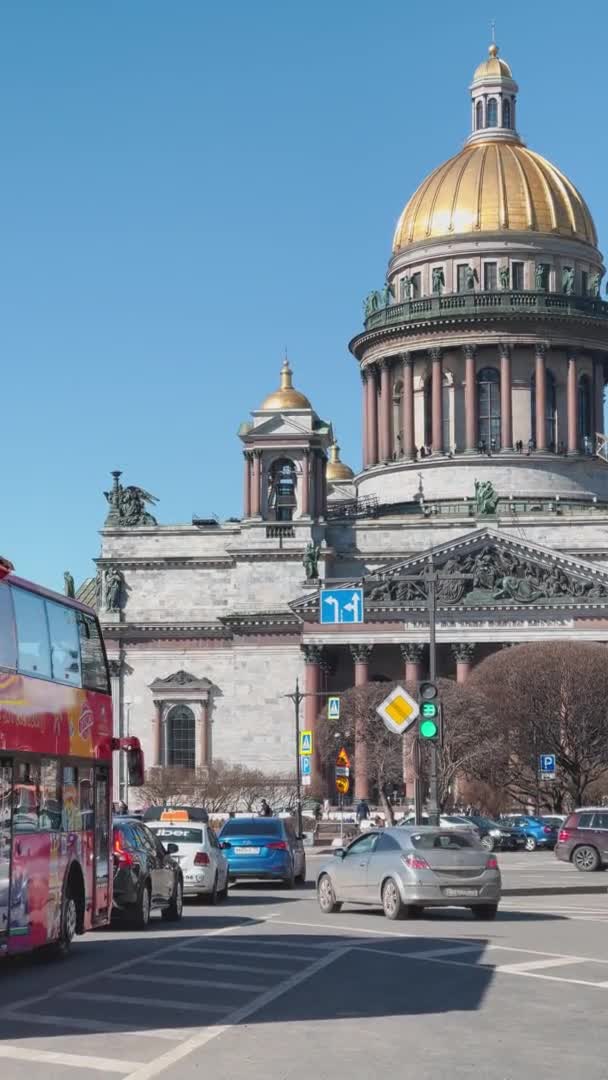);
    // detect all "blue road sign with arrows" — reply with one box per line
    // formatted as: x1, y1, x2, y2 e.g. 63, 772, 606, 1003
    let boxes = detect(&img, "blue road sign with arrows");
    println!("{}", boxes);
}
320, 588, 364, 624
540, 753, 556, 774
